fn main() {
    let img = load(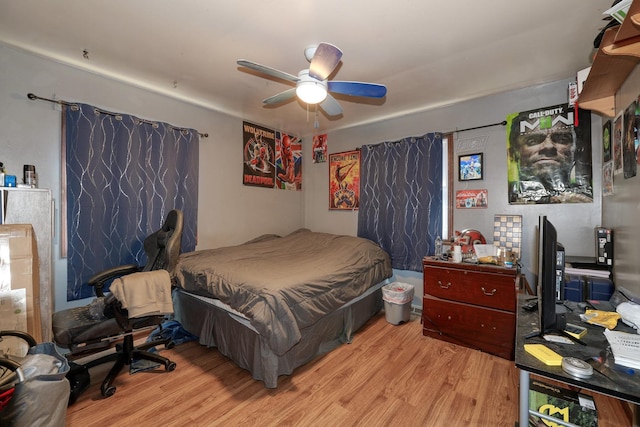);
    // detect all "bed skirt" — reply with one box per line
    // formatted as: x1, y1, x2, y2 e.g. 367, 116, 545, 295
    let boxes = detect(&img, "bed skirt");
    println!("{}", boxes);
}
173, 282, 385, 388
